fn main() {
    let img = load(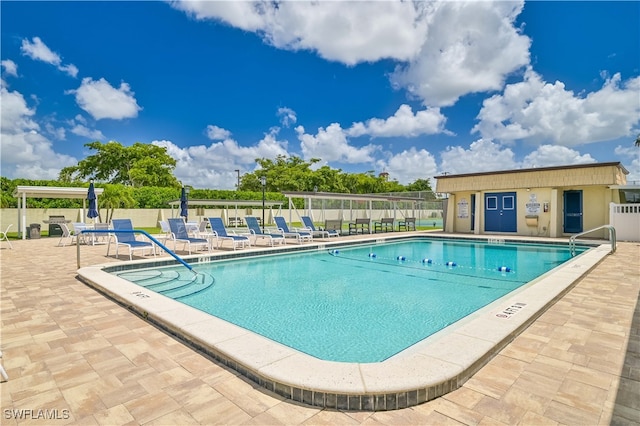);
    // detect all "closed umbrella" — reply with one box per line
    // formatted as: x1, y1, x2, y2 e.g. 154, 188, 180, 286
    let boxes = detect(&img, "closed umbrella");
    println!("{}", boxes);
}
87, 182, 99, 220
180, 187, 188, 220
